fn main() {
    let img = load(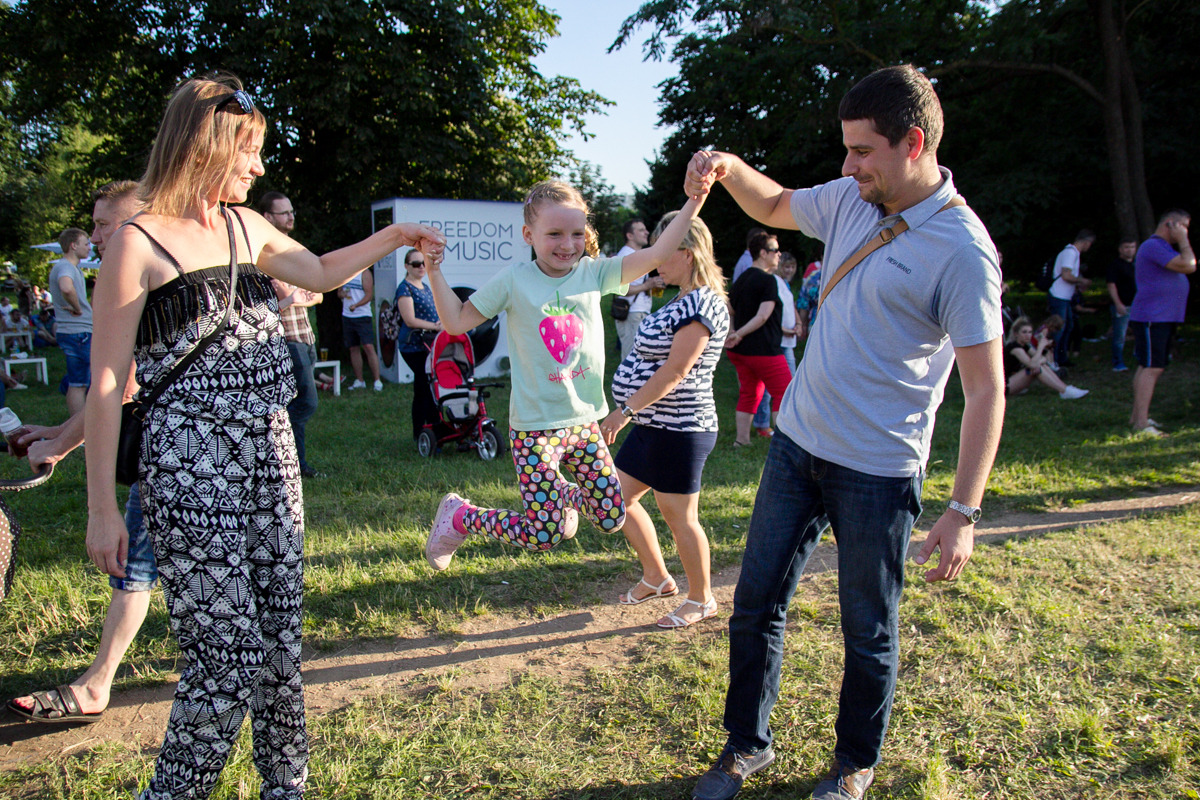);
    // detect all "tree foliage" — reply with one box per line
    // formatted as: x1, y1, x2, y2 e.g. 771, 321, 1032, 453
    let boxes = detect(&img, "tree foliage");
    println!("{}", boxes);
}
0, 0, 609, 259
616, 0, 1200, 280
